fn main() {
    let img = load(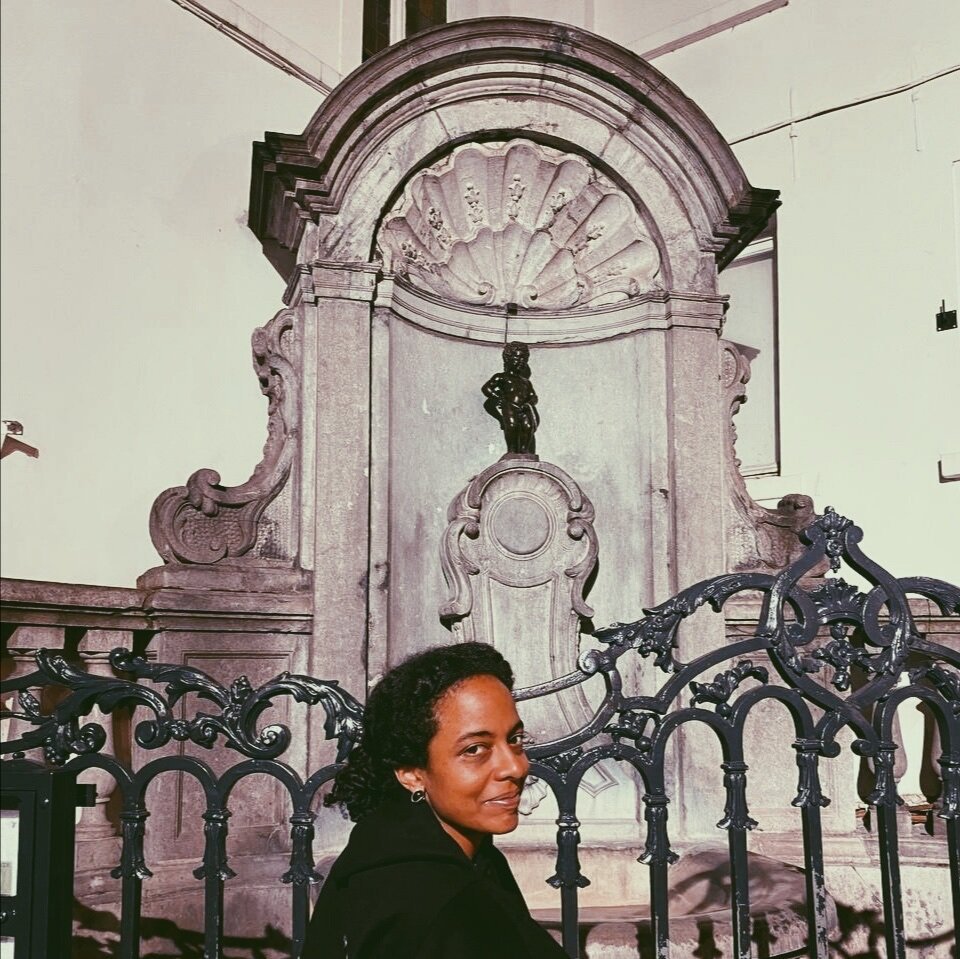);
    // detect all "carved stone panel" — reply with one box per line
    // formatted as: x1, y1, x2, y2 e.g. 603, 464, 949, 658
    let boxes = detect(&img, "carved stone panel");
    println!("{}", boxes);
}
720, 338, 826, 577
378, 140, 662, 310
440, 457, 598, 743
